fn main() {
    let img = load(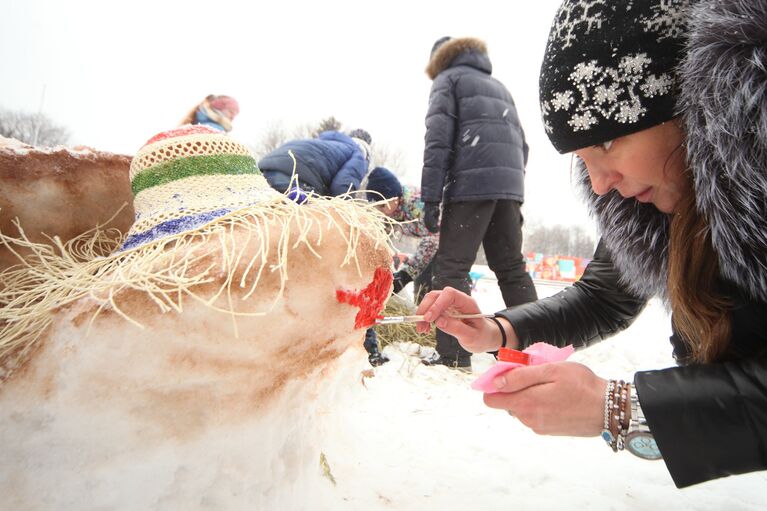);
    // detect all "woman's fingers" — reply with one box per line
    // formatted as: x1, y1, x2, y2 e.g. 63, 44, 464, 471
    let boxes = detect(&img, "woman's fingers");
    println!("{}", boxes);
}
424, 287, 481, 321
415, 287, 481, 334
491, 364, 555, 393
483, 363, 607, 437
